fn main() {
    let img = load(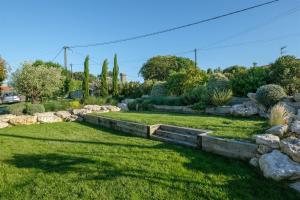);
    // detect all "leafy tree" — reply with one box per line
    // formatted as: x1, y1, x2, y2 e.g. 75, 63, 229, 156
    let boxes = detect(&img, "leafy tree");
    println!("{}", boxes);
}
269, 55, 300, 95
82, 56, 90, 100
139, 56, 195, 81
166, 67, 208, 96
112, 54, 119, 97
0, 56, 7, 86
120, 81, 143, 98
228, 66, 270, 97
32, 60, 62, 69
223, 65, 247, 75
72, 72, 97, 82
101, 59, 109, 97
12, 63, 63, 103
